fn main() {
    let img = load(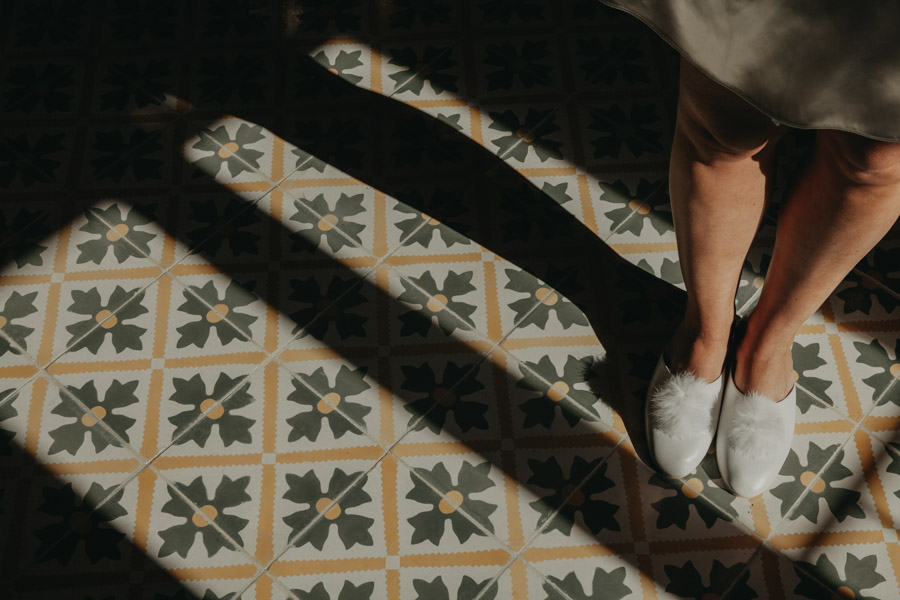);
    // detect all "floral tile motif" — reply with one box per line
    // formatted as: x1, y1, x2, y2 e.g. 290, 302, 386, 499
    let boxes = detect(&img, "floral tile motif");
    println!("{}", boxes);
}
0, 57, 83, 121
389, 261, 491, 343
395, 452, 510, 554
0, 281, 49, 367
265, 183, 378, 261
87, 55, 183, 118
271, 456, 385, 562
388, 351, 494, 445
383, 176, 483, 258
279, 111, 377, 181
469, 35, 564, 102
185, 49, 277, 117
376, 0, 464, 40
79, 121, 179, 191
523, 554, 644, 600
273, 265, 379, 353
567, 31, 660, 93
480, 102, 571, 172
148, 464, 264, 568
185, 118, 277, 186
48, 275, 161, 366
504, 345, 615, 437
839, 329, 900, 417
573, 98, 671, 169
155, 363, 263, 460
37, 369, 149, 466
273, 353, 383, 451
161, 271, 268, 361
8, 466, 141, 584
831, 267, 900, 324
646, 548, 760, 600
517, 445, 632, 552
141, 466, 259, 573
385, 42, 465, 102
0, 126, 75, 192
